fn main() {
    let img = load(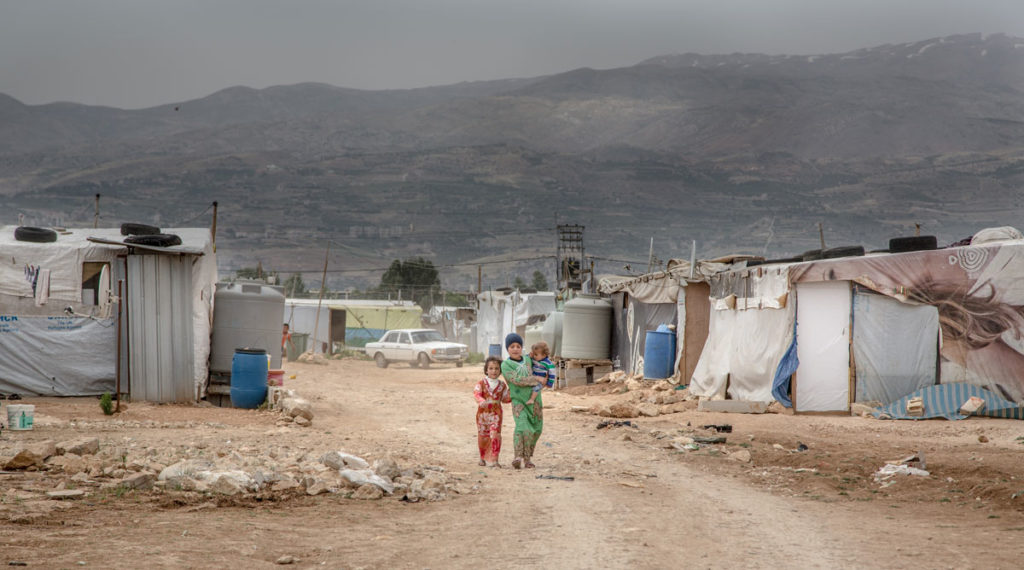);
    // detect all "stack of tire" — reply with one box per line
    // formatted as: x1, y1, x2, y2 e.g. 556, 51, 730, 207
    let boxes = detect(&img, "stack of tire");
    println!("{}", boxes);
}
121, 223, 181, 247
